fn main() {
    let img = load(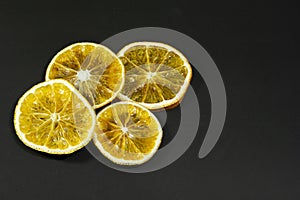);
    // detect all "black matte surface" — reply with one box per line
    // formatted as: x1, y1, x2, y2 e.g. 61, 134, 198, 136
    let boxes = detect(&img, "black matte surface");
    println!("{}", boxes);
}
0, 1, 299, 199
